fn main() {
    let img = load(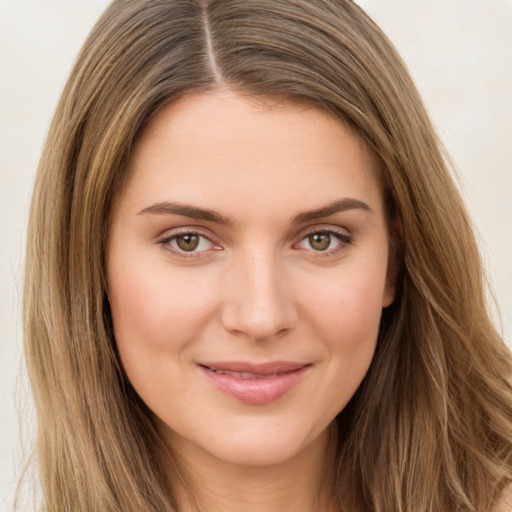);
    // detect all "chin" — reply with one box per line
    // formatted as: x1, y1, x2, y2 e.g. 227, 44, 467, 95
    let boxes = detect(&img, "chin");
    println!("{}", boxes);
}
159, 412, 333, 469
